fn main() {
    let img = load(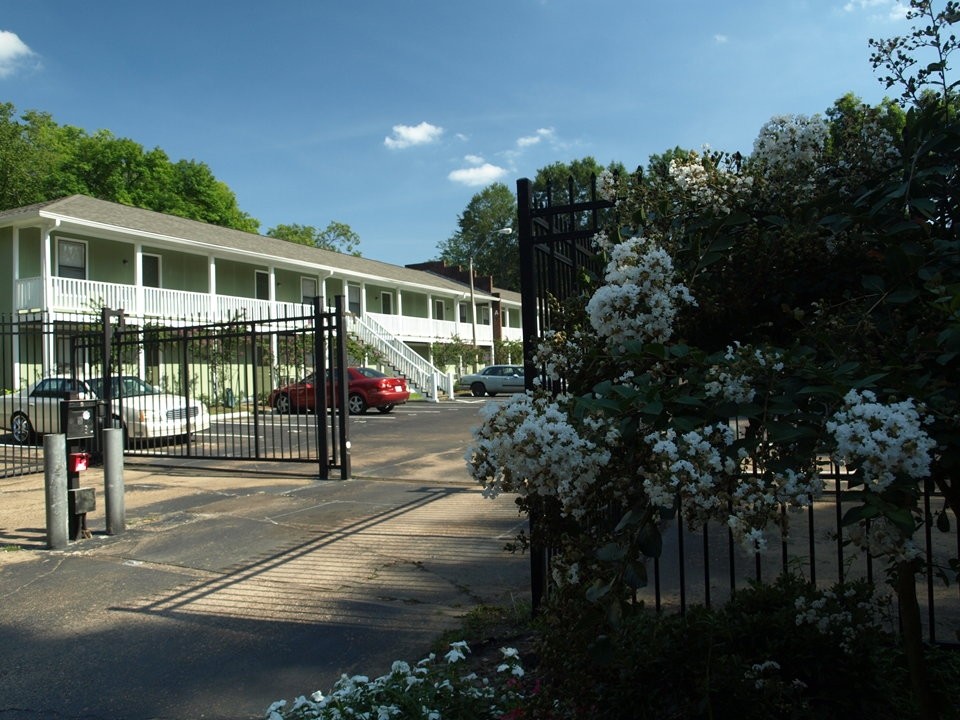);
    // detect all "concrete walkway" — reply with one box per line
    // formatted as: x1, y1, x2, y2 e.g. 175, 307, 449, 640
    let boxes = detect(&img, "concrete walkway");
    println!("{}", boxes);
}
0, 460, 530, 719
